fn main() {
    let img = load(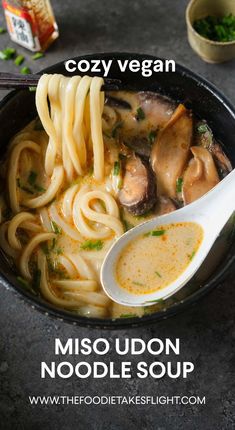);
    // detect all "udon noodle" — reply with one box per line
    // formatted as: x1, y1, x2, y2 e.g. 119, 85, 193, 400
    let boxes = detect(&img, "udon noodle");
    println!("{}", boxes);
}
0, 74, 232, 319
0, 74, 127, 319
